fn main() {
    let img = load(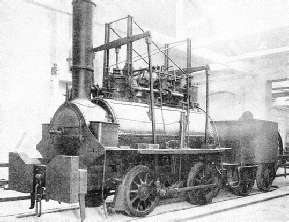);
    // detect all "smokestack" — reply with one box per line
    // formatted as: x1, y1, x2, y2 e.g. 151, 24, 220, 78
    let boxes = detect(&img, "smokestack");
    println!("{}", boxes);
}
71, 0, 95, 100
